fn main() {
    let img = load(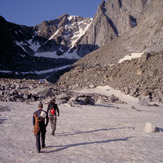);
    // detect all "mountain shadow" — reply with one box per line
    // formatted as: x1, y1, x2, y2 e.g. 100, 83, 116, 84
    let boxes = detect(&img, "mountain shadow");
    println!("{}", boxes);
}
0, 44, 99, 83
76, 44, 99, 58
0, 56, 77, 81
